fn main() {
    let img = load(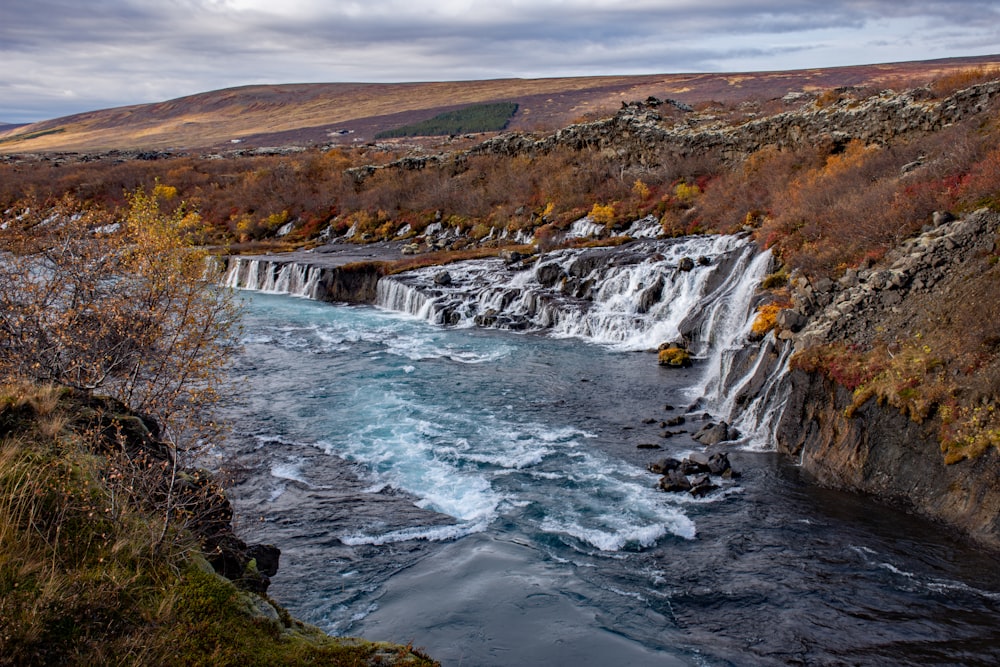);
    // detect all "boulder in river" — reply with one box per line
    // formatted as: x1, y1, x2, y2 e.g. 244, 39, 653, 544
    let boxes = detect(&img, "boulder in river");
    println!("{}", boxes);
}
659, 469, 692, 492
694, 421, 739, 446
